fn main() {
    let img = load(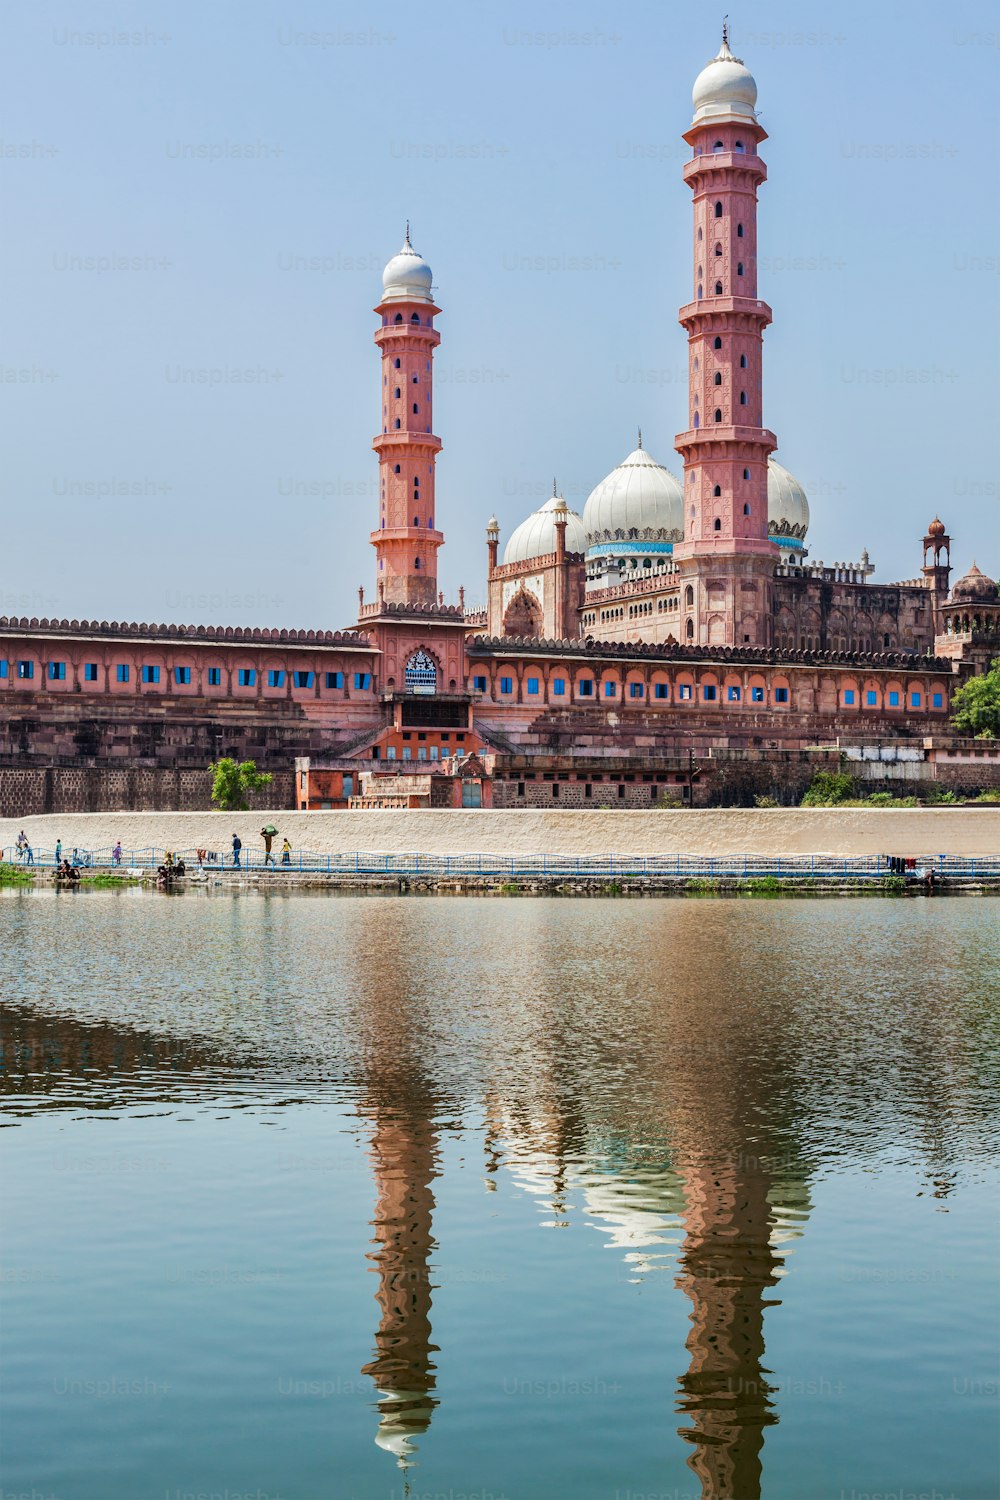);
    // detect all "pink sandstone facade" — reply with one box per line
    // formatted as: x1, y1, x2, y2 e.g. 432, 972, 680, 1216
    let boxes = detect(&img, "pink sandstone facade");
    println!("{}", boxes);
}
0, 31, 997, 814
